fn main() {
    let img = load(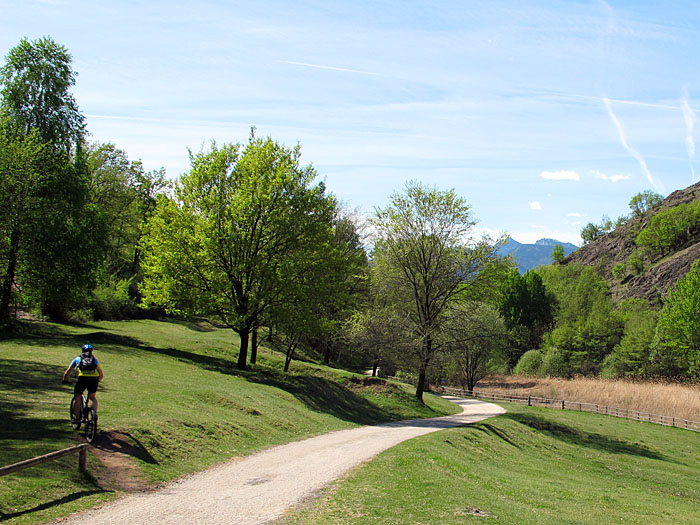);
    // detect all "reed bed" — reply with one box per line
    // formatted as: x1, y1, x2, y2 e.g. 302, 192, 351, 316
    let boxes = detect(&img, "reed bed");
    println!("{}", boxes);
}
476, 375, 700, 422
